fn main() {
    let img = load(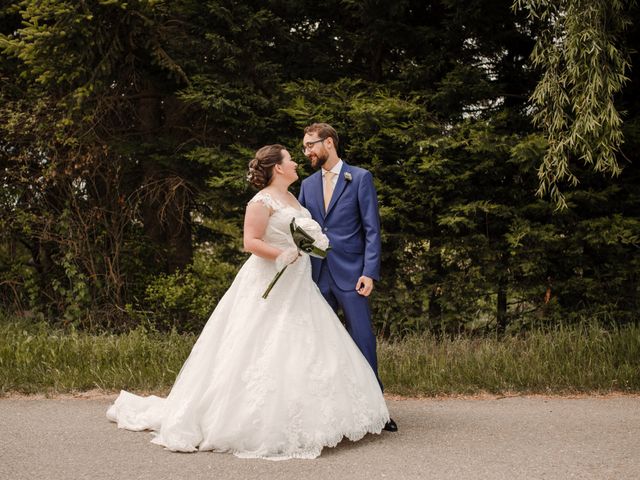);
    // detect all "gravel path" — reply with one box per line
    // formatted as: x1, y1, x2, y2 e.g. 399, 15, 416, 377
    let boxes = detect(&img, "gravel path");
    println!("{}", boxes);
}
1, 394, 638, 480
